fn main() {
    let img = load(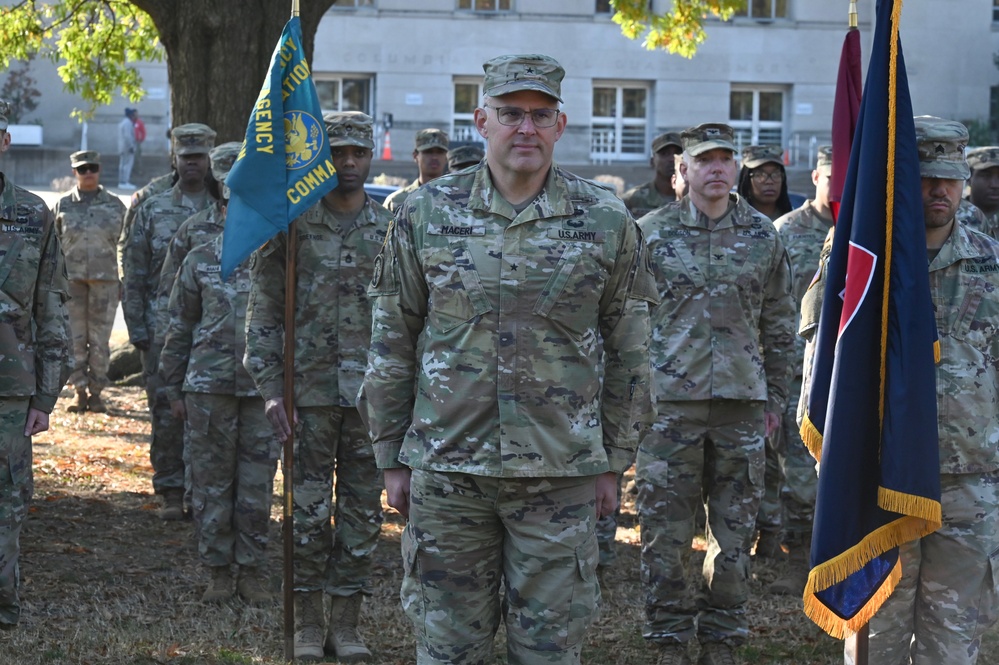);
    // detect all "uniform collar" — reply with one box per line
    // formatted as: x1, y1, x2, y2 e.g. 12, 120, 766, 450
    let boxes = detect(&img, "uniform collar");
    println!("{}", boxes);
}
930, 220, 990, 271
468, 162, 575, 222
